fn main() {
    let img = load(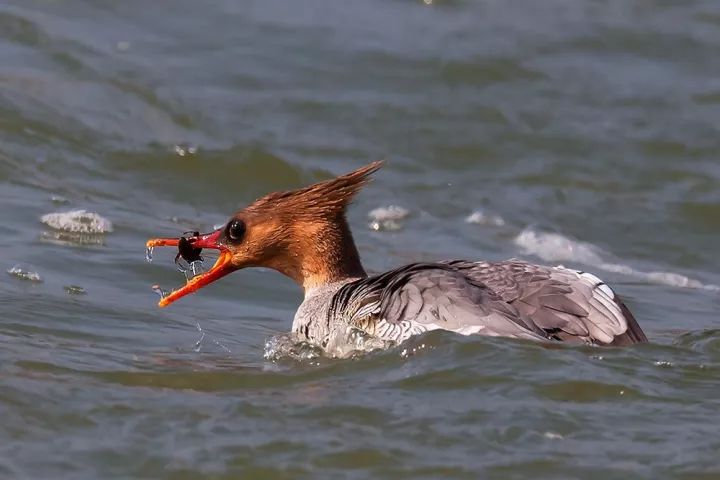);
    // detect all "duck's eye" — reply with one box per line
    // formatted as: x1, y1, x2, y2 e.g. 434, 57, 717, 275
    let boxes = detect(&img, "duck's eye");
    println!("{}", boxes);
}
227, 220, 246, 242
